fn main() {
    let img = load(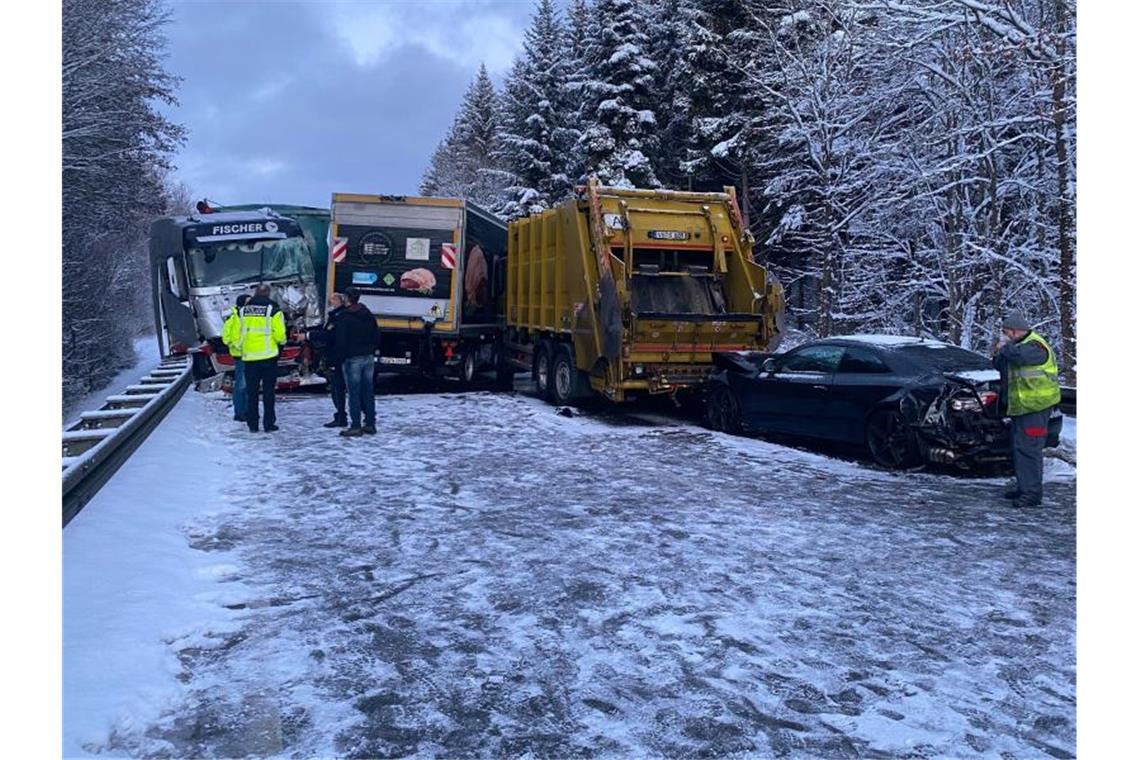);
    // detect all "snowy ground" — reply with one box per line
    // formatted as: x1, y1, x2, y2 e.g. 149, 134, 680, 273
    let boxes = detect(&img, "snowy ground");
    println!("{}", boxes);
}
64, 383, 1076, 758
63, 336, 162, 428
